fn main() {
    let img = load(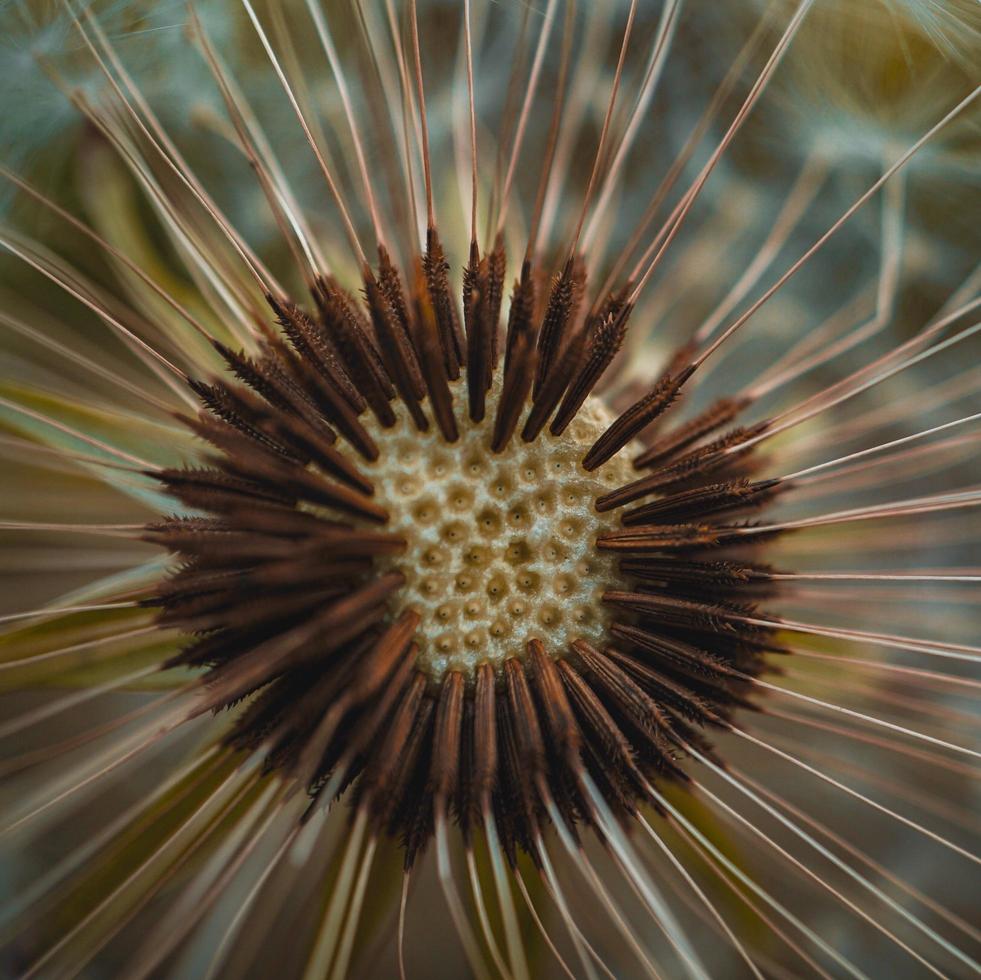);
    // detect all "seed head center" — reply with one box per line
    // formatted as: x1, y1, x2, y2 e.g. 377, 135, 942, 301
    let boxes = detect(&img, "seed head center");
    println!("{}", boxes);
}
360, 383, 634, 682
